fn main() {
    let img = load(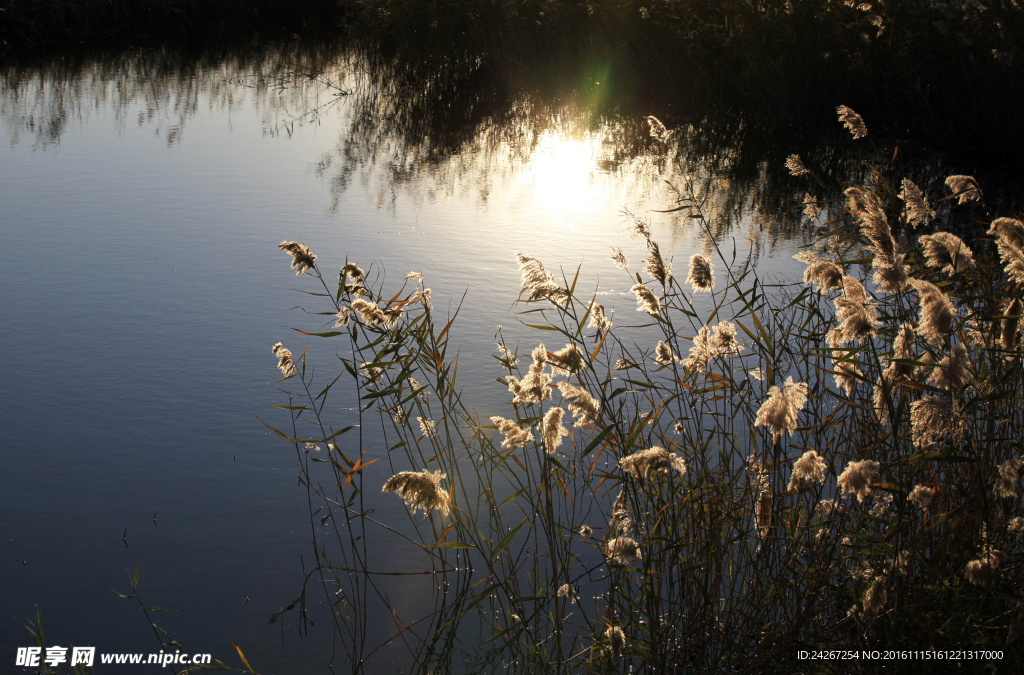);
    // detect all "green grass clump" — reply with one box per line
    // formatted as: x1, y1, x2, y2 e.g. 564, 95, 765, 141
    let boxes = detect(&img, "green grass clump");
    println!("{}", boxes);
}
267, 108, 1024, 672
